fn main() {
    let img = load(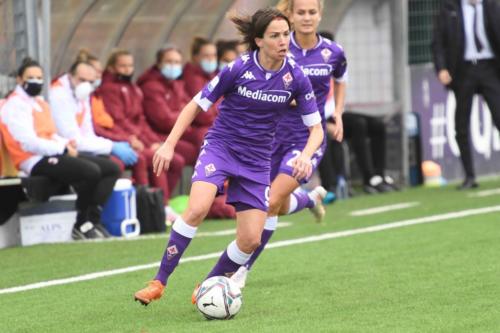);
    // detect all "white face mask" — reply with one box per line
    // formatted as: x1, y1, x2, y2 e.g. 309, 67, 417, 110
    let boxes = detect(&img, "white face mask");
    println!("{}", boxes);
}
74, 81, 94, 101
